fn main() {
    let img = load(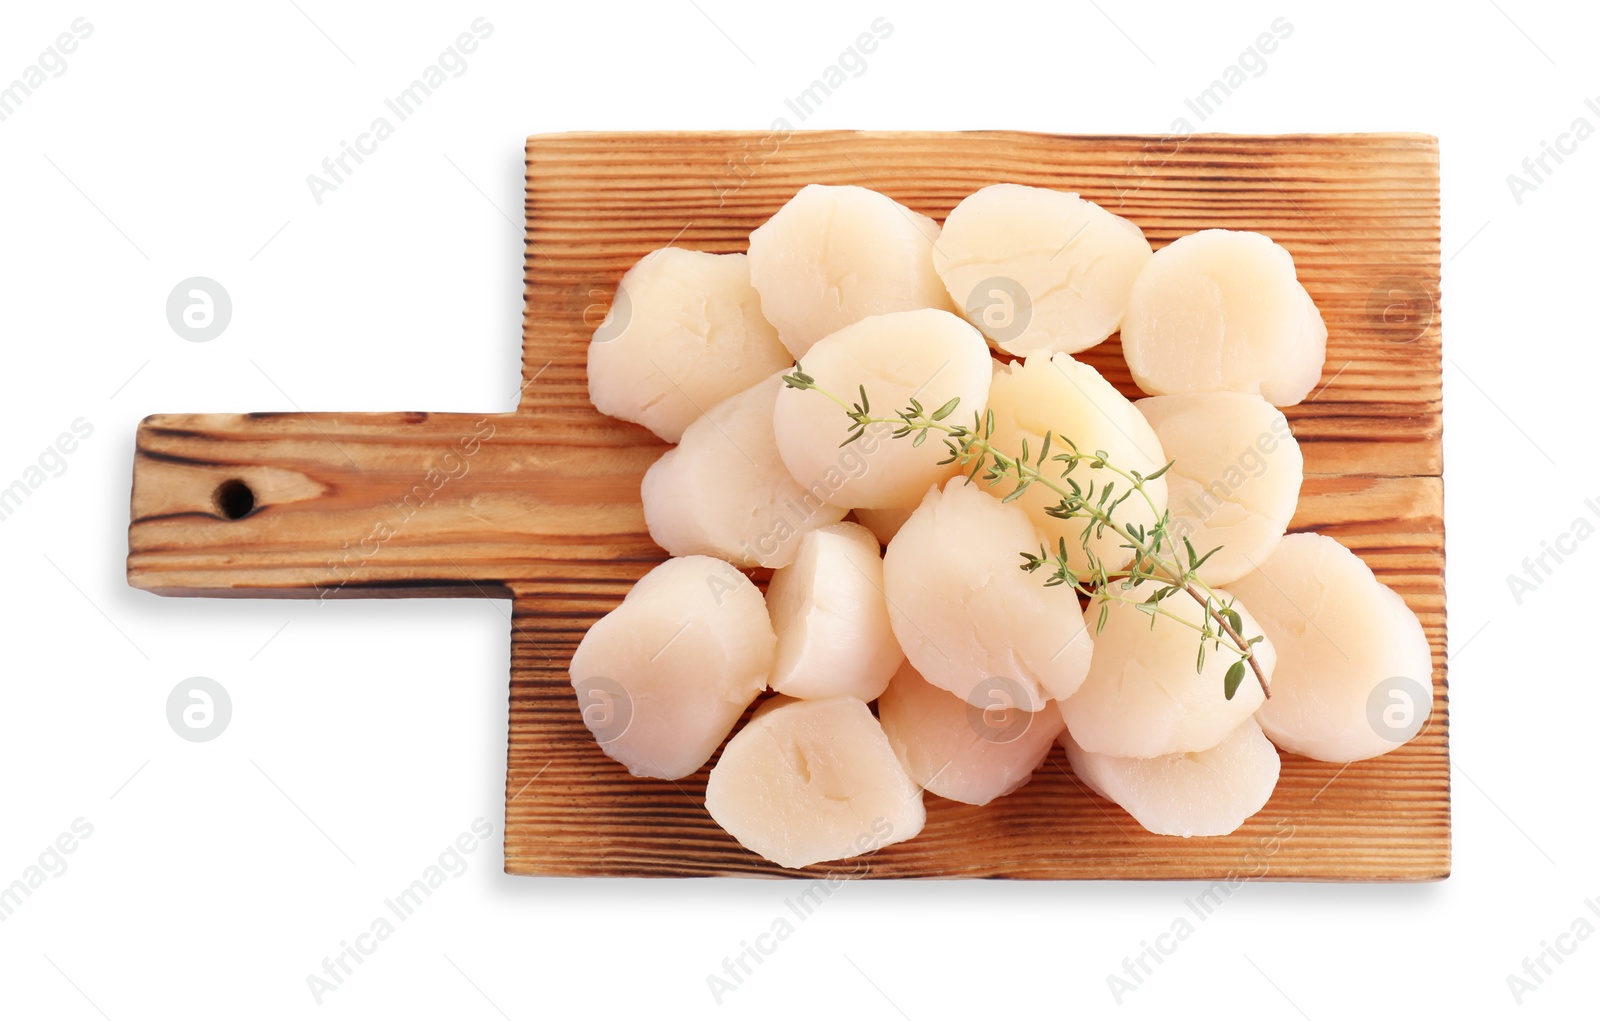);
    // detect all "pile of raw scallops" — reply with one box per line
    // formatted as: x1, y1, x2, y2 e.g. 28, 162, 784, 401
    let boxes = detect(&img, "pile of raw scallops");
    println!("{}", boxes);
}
575, 182, 1432, 869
